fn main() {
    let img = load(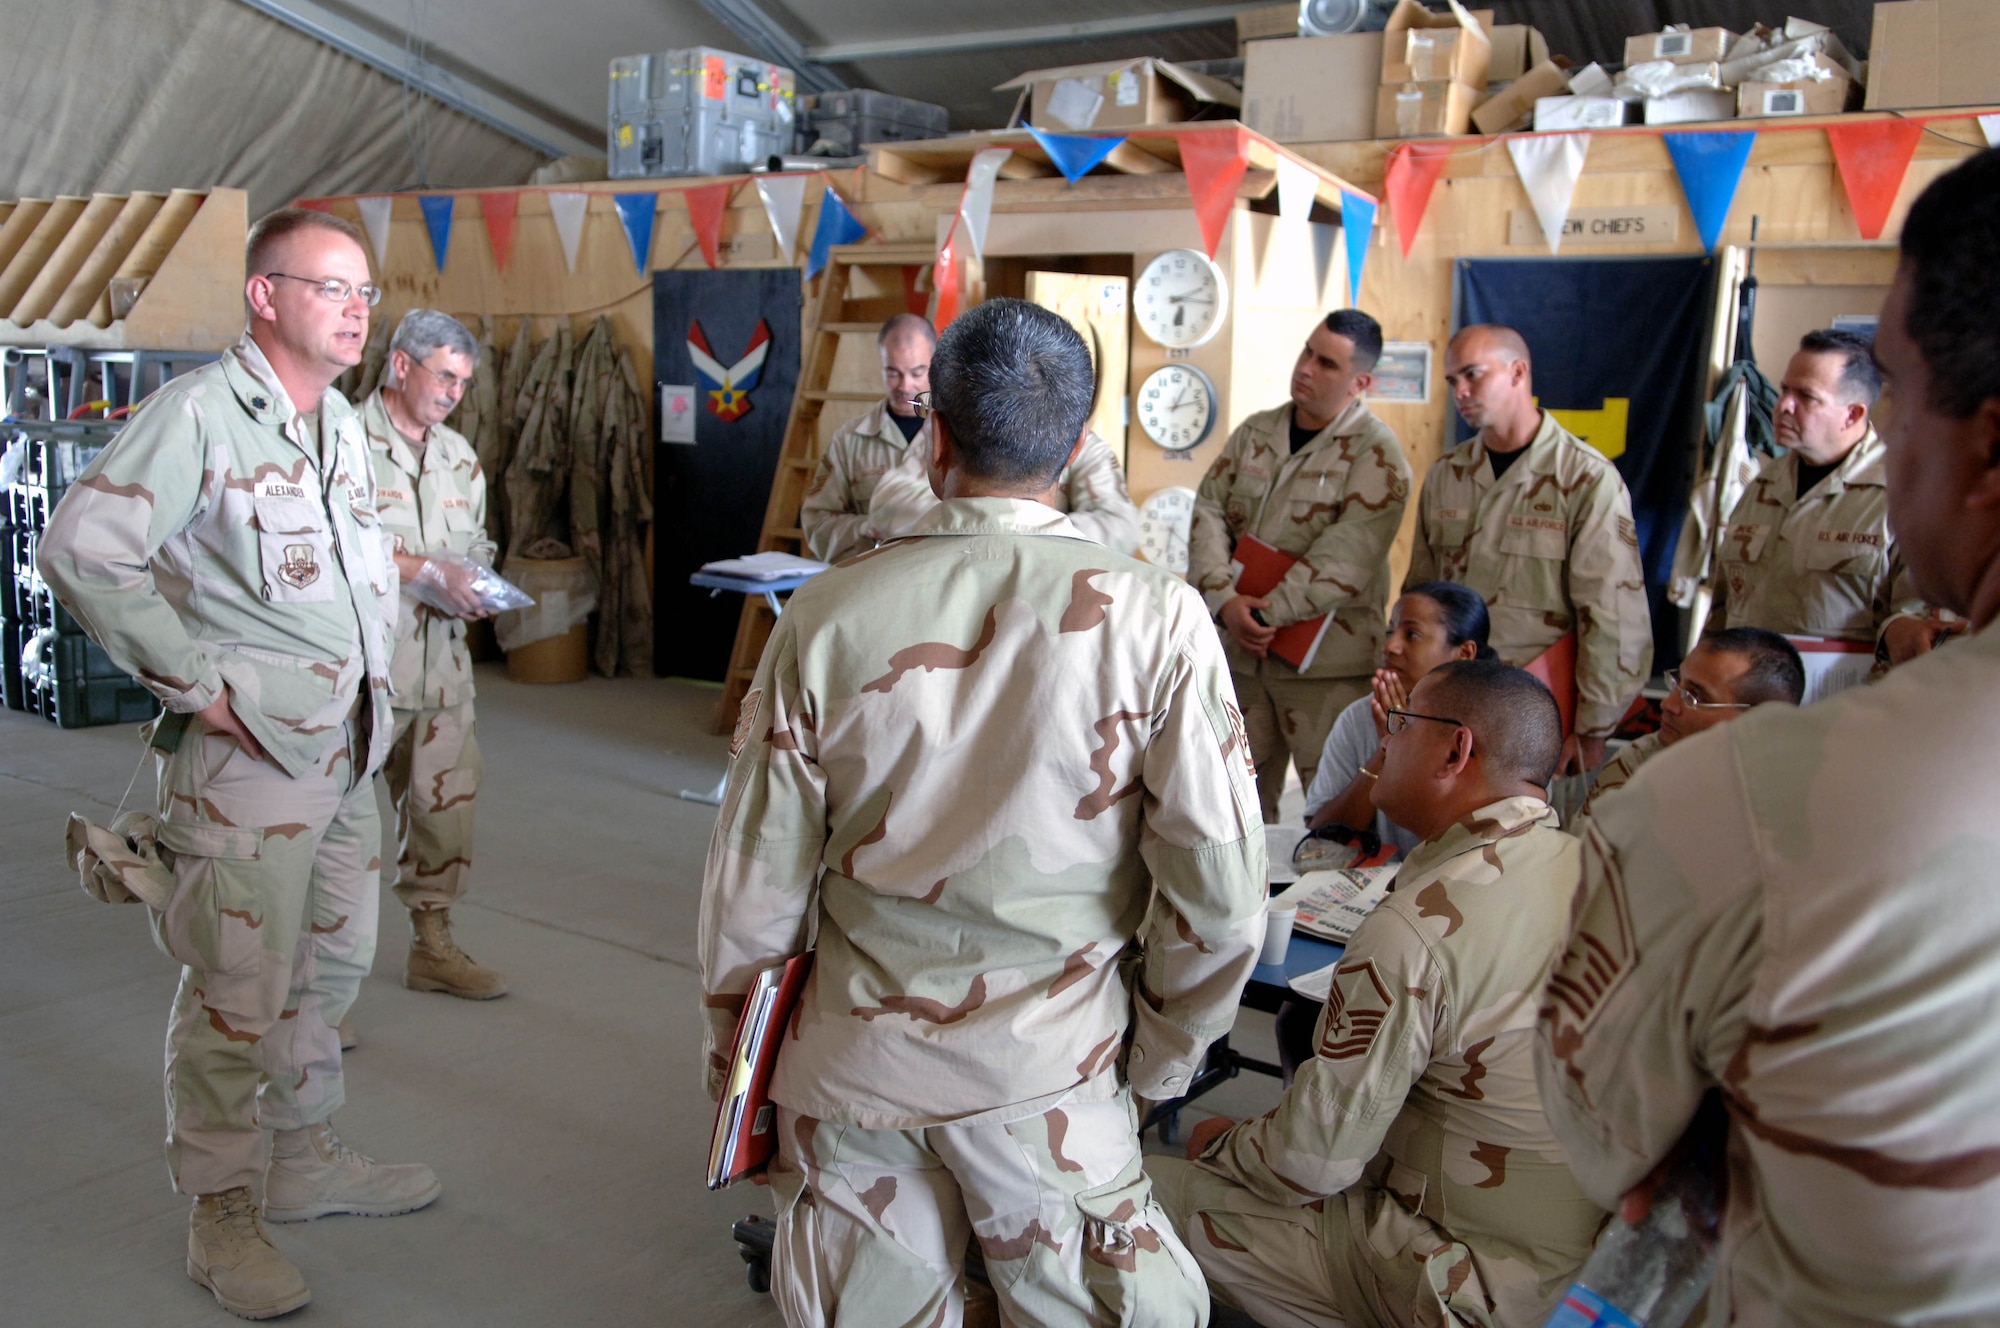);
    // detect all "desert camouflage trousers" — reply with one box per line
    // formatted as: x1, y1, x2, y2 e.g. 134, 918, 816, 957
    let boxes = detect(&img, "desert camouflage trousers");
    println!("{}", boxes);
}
1234, 666, 1368, 824
769, 1088, 1209, 1328
151, 711, 380, 1196
1147, 1156, 1495, 1328
383, 701, 481, 911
